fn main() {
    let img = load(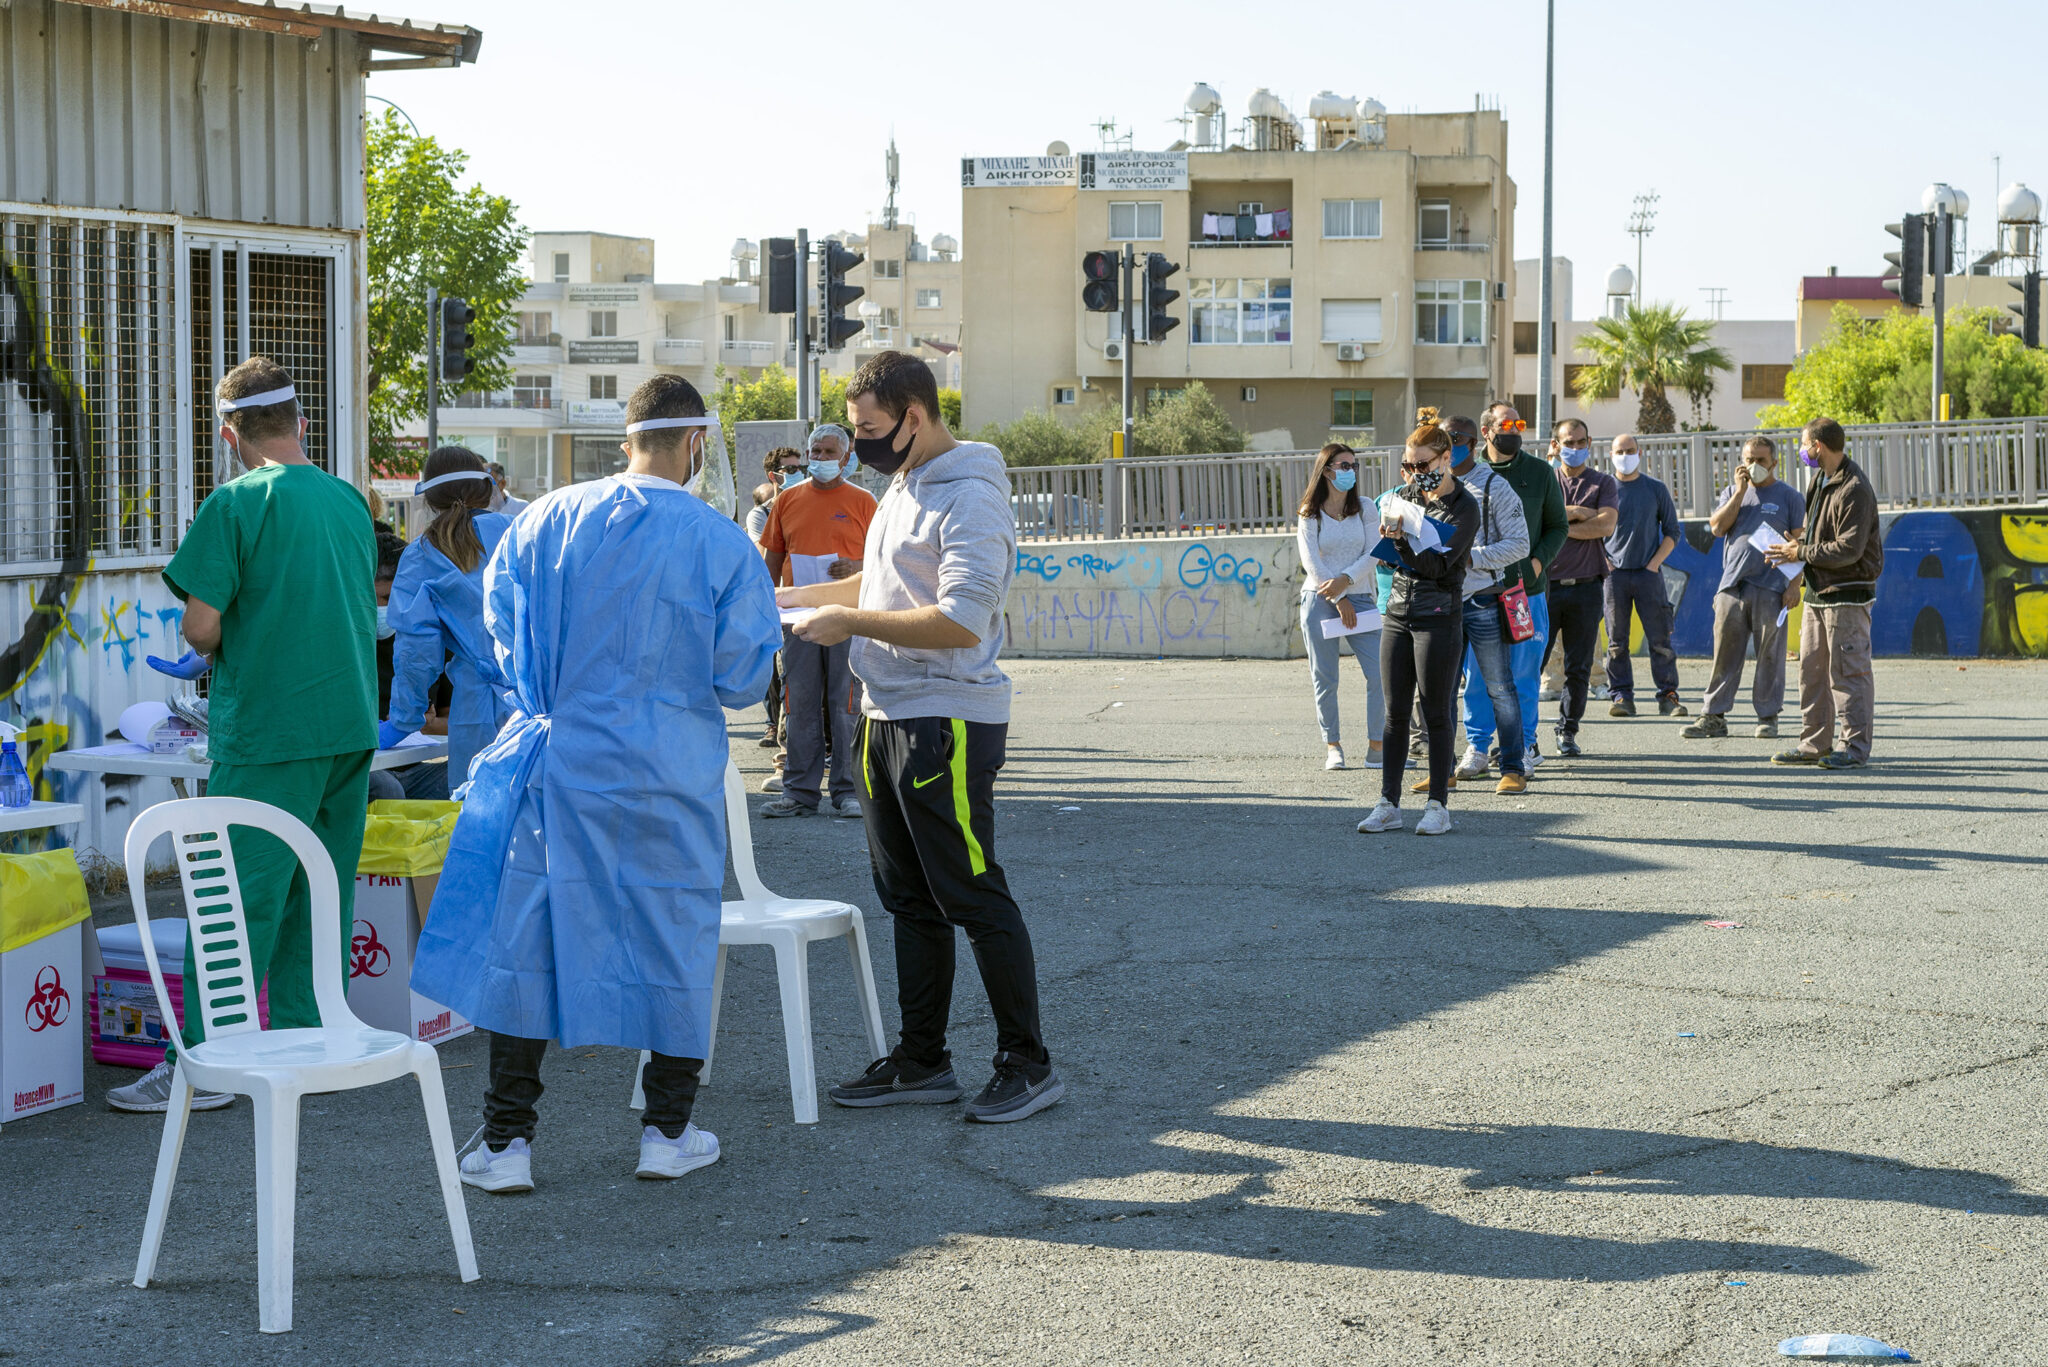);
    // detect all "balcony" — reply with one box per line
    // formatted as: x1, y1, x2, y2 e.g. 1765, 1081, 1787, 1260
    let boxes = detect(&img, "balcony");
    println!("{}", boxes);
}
655, 338, 706, 366
1416, 239, 1494, 254
511, 333, 562, 364
719, 340, 778, 367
